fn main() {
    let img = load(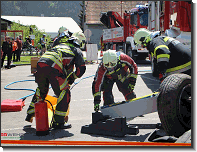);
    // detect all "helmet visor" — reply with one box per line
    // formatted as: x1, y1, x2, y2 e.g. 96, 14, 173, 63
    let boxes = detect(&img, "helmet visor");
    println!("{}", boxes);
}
104, 62, 116, 71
